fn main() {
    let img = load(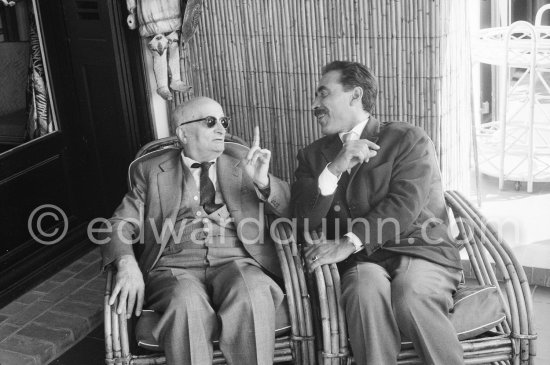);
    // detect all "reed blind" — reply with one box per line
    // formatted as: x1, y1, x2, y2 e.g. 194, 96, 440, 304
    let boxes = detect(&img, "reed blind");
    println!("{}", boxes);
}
177, 0, 472, 191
